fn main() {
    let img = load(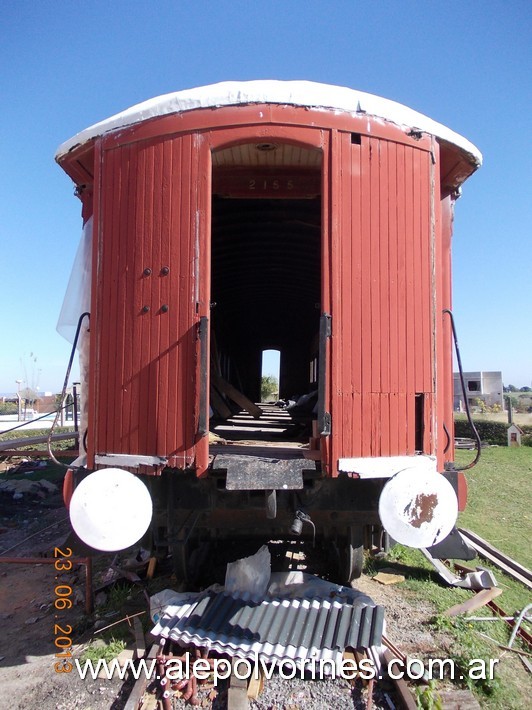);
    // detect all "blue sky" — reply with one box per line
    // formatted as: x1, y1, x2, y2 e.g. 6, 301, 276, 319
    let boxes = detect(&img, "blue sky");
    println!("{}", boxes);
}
1, 0, 530, 394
